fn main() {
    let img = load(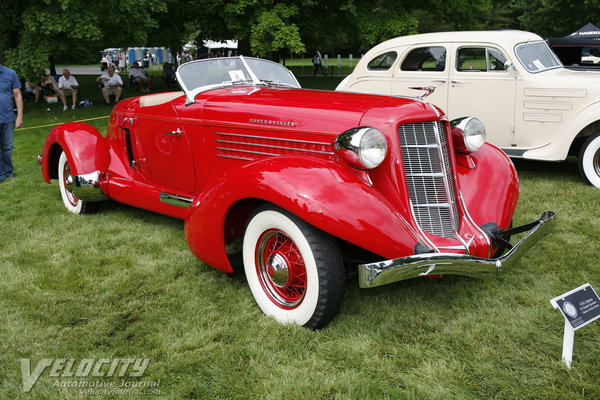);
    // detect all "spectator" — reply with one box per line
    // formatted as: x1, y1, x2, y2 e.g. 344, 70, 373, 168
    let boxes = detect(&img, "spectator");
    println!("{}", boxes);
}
0, 62, 23, 184
161, 62, 177, 89
58, 68, 79, 111
129, 62, 152, 92
40, 74, 59, 95
24, 80, 41, 103
97, 65, 123, 105
312, 49, 326, 76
